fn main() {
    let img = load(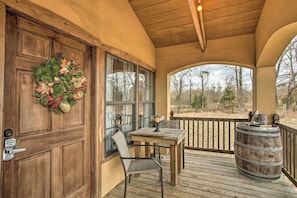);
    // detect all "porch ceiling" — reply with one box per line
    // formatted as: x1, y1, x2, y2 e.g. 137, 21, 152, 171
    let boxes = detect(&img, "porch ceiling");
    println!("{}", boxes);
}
128, 0, 265, 50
